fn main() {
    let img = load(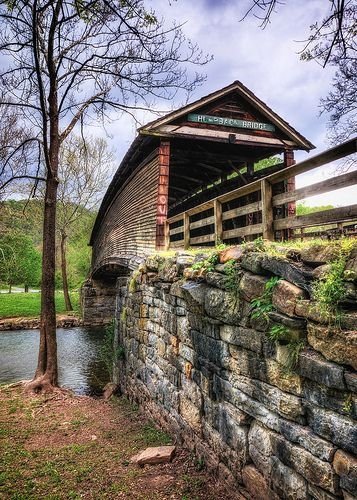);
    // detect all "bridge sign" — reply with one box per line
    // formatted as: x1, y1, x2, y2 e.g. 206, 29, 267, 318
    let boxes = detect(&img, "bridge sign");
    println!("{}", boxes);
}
187, 113, 275, 132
